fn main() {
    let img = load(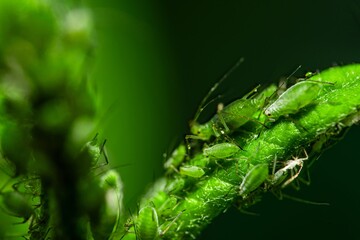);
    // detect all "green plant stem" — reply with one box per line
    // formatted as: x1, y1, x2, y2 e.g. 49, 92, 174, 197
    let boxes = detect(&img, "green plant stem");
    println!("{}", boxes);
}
121, 64, 360, 240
